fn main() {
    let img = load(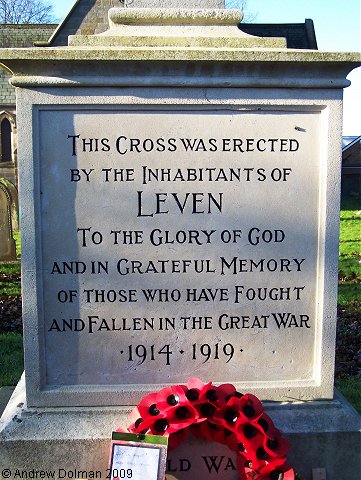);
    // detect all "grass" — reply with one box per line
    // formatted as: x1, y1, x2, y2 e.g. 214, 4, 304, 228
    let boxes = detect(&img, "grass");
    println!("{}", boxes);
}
338, 196, 361, 309
336, 377, 361, 413
334, 196, 361, 413
0, 332, 23, 386
0, 231, 22, 386
13, 231, 21, 257
0, 231, 21, 296
0, 262, 21, 296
